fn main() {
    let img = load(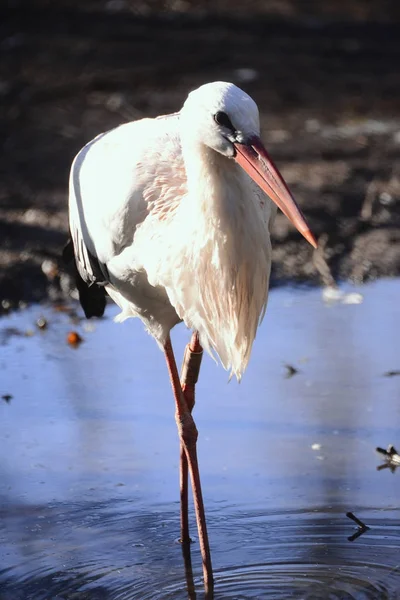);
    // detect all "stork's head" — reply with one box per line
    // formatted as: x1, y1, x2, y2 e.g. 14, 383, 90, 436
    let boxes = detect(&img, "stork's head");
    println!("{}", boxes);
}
182, 81, 259, 157
181, 81, 317, 248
